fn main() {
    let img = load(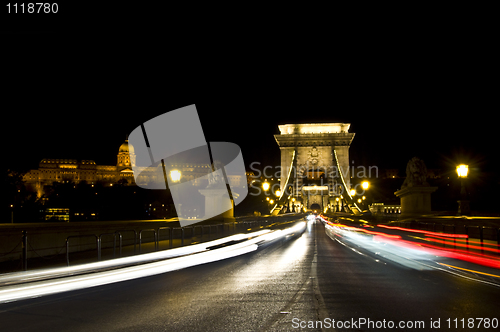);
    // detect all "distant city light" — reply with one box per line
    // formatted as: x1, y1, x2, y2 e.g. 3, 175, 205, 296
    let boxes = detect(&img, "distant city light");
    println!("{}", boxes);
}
361, 181, 369, 190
